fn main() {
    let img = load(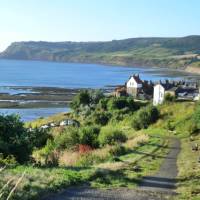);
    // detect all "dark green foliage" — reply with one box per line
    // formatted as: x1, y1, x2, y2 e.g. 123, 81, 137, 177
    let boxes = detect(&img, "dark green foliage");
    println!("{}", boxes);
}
165, 120, 175, 131
164, 93, 176, 102
92, 111, 111, 125
28, 127, 50, 149
54, 125, 100, 150
132, 105, 159, 130
0, 114, 49, 163
109, 145, 127, 156
70, 90, 91, 110
70, 90, 105, 112
0, 153, 17, 167
54, 127, 80, 150
89, 90, 104, 104
79, 126, 100, 148
96, 98, 109, 111
107, 97, 136, 111
0, 114, 32, 162
98, 127, 127, 146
